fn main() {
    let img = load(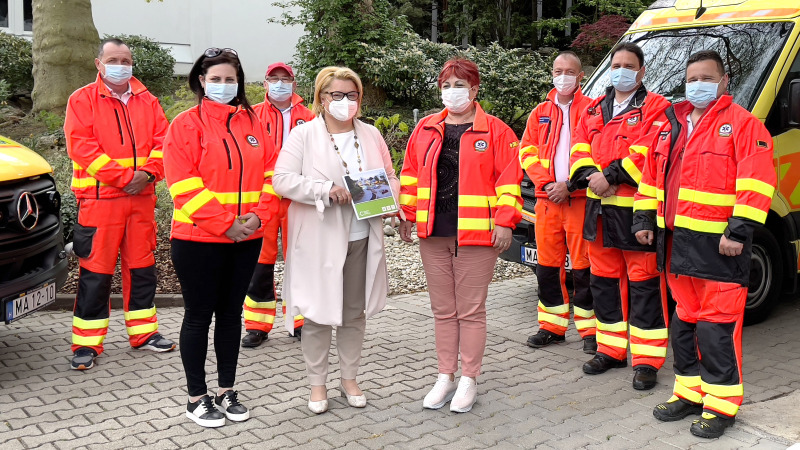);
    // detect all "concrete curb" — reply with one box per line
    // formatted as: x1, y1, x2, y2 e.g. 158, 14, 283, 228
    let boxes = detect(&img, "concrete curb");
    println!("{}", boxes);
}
49, 293, 185, 311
